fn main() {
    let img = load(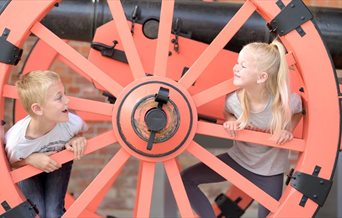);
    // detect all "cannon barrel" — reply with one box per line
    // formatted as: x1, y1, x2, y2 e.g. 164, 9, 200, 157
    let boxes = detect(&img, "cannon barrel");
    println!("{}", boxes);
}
1, 0, 341, 68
